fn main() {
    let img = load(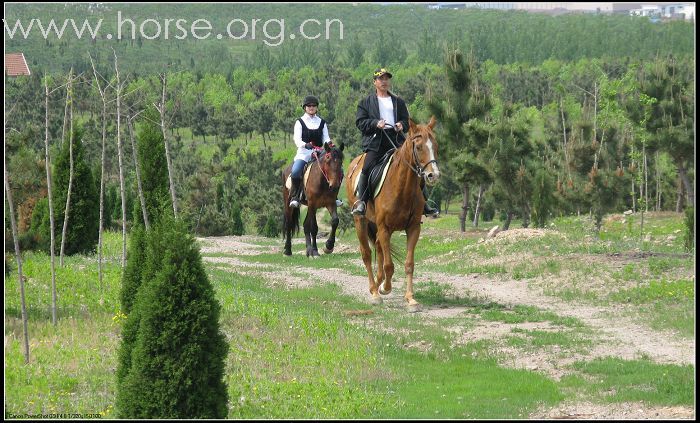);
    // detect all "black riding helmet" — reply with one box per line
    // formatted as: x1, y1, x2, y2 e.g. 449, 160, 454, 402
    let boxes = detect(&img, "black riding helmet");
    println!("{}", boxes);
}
302, 95, 319, 108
